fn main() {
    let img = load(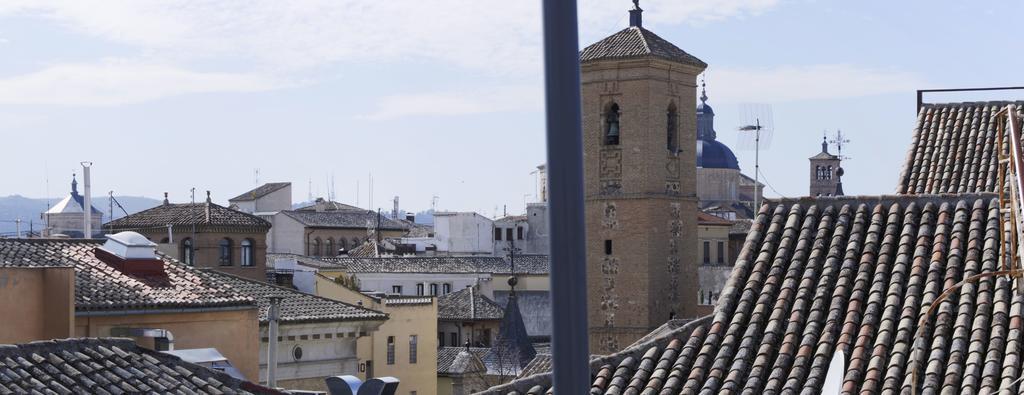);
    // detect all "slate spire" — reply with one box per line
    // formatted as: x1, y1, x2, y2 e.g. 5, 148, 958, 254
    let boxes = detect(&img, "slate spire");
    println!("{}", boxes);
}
493, 292, 536, 369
